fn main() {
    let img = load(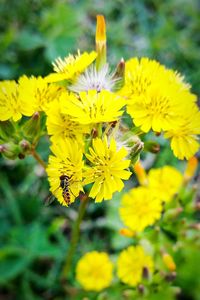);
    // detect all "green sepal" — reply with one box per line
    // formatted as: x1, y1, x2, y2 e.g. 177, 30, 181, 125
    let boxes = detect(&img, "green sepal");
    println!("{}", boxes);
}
22, 112, 41, 143
0, 120, 16, 141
